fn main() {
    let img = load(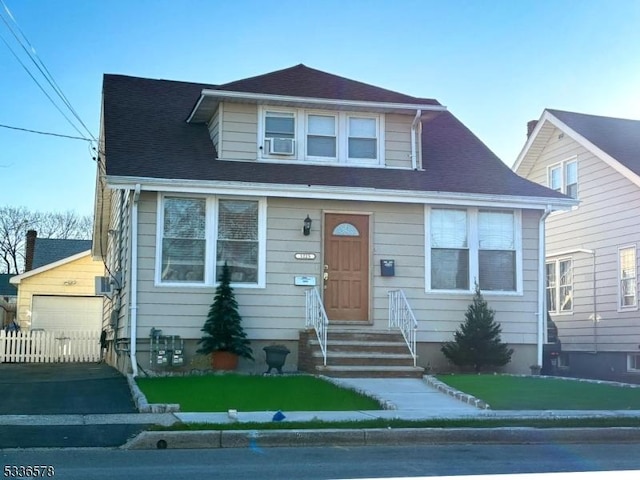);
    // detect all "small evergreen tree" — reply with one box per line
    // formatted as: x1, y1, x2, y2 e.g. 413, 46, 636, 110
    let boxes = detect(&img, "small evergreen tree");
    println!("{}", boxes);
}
441, 284, 513, 373
197, 263, 253, 360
